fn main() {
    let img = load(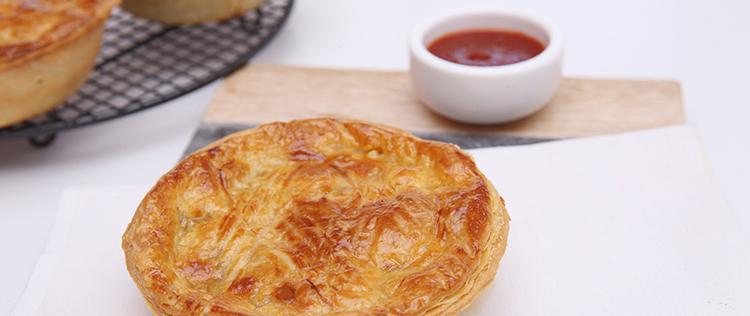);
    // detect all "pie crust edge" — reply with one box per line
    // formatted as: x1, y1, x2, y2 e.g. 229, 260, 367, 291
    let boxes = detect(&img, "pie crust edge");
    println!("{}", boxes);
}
122, 118, 510, 316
